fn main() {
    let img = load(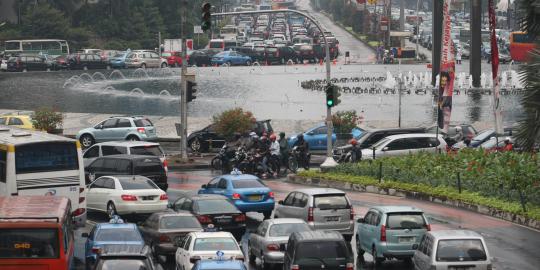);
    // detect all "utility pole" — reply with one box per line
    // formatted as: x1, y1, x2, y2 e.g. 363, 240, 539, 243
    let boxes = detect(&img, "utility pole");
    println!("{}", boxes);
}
400, 0, 405, 48
180, 0, 188, 160
471, 0, 482, 87
398, 77, 403, 127
416, 0, 421, 60
158, 31, 162, 58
